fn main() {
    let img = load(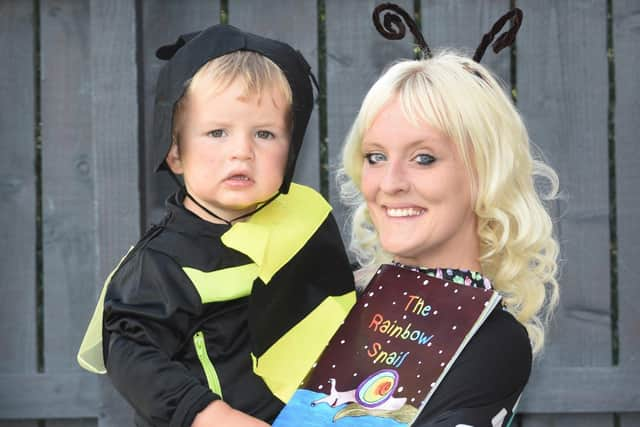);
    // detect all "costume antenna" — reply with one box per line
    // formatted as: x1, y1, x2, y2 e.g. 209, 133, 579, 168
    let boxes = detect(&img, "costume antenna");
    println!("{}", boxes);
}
372, 3, 431, 58
473, 8, 523, 62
